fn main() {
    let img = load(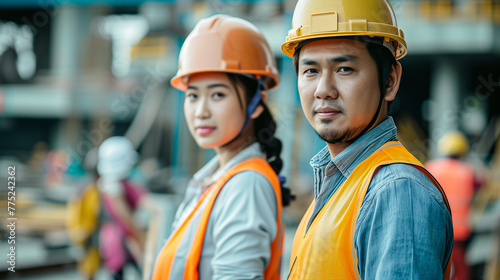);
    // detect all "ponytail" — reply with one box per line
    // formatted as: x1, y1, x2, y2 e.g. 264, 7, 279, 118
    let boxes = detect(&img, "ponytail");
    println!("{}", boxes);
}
228, 73, 295, 207
254, 103, 295, 206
